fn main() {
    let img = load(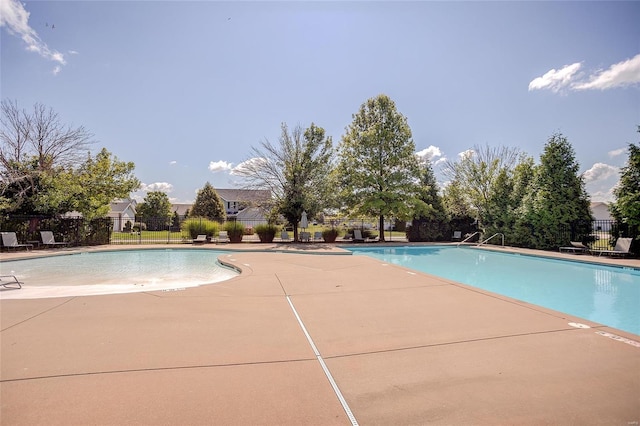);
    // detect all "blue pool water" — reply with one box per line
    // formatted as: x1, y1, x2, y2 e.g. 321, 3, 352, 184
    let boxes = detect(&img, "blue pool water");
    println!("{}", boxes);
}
348, 246, 640, 336
0, 249, 238, 298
